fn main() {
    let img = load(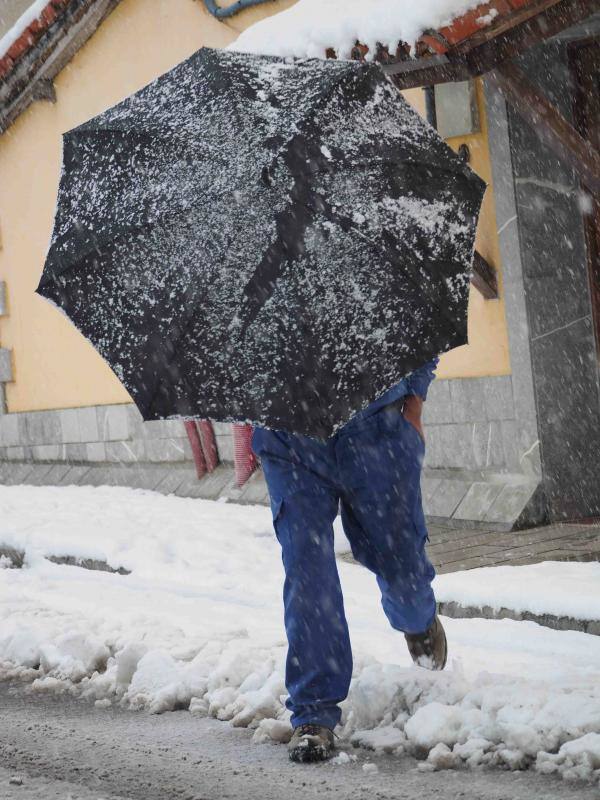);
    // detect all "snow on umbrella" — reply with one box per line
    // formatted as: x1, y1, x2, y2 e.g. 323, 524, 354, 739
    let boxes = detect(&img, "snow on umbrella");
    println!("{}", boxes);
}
36, 47, 485, 439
